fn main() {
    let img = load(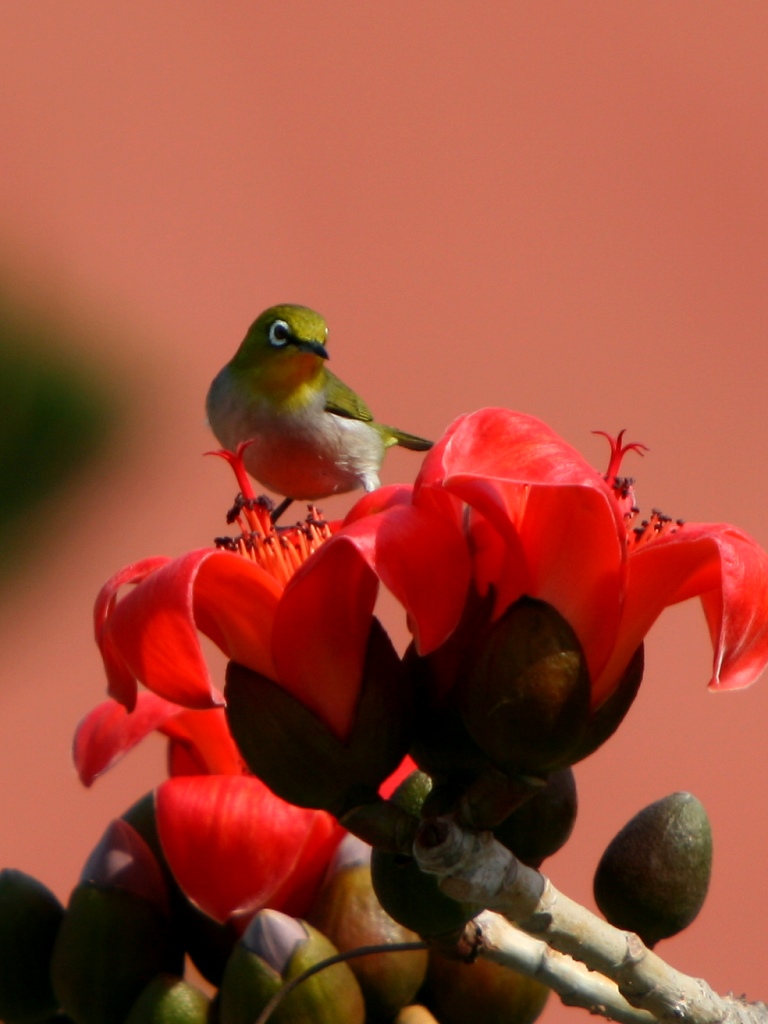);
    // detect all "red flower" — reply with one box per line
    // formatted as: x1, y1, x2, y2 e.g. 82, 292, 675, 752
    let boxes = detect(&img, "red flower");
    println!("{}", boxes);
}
282, 408, 768, 711
74, 691, 344, 925
95, 443, 446, 765
93, 445, 383, 740
95, 550, 280, 711
74, 689, 416, 923
90, 412, 768, 836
